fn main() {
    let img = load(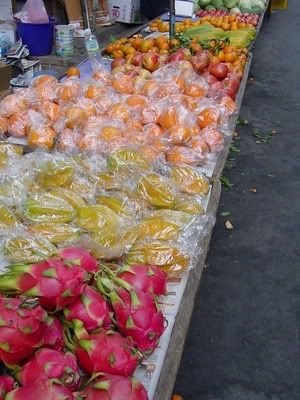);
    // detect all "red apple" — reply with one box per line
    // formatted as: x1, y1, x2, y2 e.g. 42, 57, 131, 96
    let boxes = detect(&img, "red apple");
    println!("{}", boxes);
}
131, 52, 144, 67
202, 71, 218, 84
142, 53, 160, 72
210, 63, 229, 81
176, 47, 192, 60
168, 52, 185, 63
223, 77, 239, 93
111, 57, 126, 70
223, 86, 236, 100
